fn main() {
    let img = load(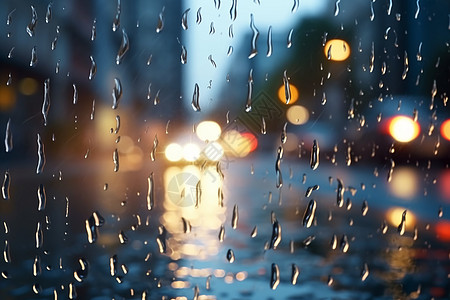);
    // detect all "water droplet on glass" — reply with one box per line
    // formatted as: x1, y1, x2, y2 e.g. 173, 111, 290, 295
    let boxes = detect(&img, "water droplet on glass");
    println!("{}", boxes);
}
231, 204, 238, 229
112, 0, 121, 32
270, 220, 282, 249
334, 0, 341, 16
330, 234, 338, 249
156, 7, 165, 33
270, 263, 280, 289
116, 28, 129, 65
33, 283, 42, 295
150, 134, 158, 161
387, 158, 395, 182
4, 119, 12, 153
266, 26, 273, 57
287, 28, 293, 48
310, 140, 319, 170
414, 0, 420, 19
275, 146, 283, 188
397, 210, 407, 235
147, 172, 154, 211
370, 1, 375, 21
33, 255, 41, 276
112, 148, 119, 172
6, 9, 16, 26
36, 134, 45, 174
340, 234, 349, 253
430, 79, 437, 110
7, 47, 14, 59
230, 0, 237, 21
37, 184, 46, 211
361, 263, 369, 281
226, 249, 235, 263
248, 14, 259, 59
209, 22, 215, 34
195, 179, 201, 207
192, 83, 200, 111
291, 0, 299, 13
196, 7, 202, 24
90, 18, 97, 41
71, 84, 78, 104
245, 69, 254, 112
208, 55, 217, 68
118, 230, 128, 244
180, 45, 187, 64
30, 46, 38, 67
180, 9, 190, 31
35, 222, 43, 248
402, 51, 409, 80
361, 200, 368, 216
112, 78, 122, 109
3, 240, 10, 263
26, 6, 38, 37
218, 225, 225, 242
88, 56, 97, 80
302, 199, 317, 228
291, 264, 299, 285
251, 226, 257, 237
